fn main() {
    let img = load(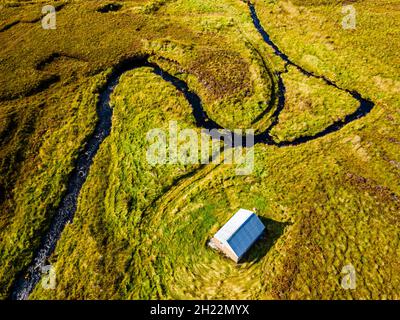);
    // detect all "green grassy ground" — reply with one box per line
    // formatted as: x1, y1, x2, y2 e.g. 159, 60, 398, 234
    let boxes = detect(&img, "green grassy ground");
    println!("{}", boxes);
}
0, 0, 399, 299
270, 65, 359, 142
